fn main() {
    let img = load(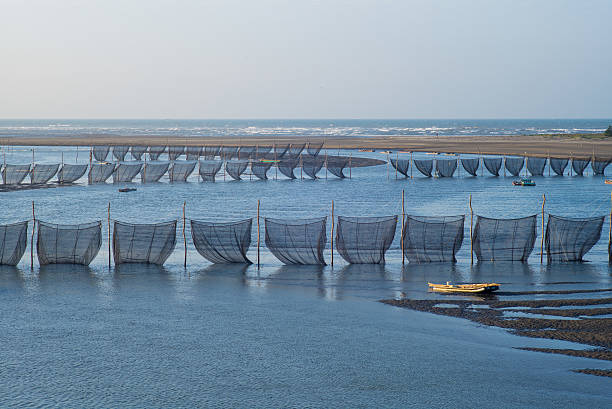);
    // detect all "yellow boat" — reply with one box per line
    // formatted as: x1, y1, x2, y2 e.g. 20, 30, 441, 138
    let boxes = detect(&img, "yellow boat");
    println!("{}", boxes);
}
428, 282, 500, 294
